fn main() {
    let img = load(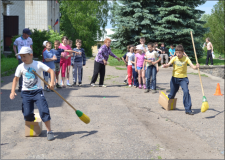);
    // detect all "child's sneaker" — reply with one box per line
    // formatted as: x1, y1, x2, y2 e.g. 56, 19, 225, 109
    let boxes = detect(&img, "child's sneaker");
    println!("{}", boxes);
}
67, 82, 71, 87
151, 90, 157, 94
185, 111, 194, 115
47, 131, 55, 141
91, 83, 95, 87
129, 85, 132, 87
45, 86, 50, 92
139, 85, 142, 89
123, 80, 127, 84
99, 85, 107, 87
56, 83, 62, 88
143, 84, 146, 89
